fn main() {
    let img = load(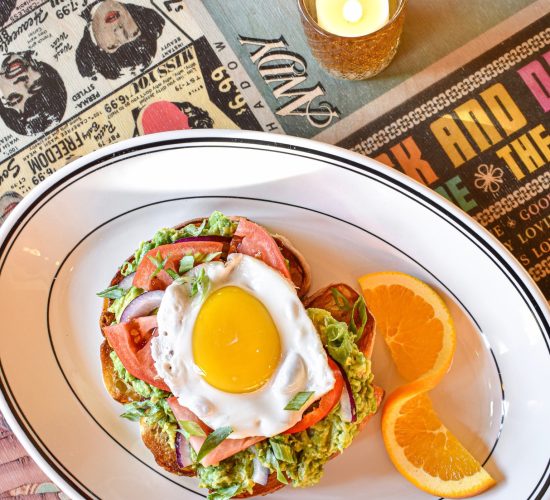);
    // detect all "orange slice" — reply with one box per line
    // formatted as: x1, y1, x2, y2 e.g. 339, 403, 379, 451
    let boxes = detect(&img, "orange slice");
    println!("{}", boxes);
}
359, 271, 495, 497
358, 271, 455, 383
382, 387, 496, 498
